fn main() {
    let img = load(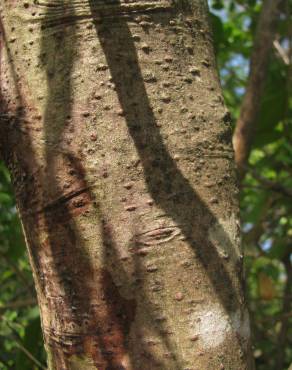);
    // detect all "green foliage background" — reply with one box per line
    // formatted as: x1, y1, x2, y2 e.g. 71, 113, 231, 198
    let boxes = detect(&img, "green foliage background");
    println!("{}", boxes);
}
0, 0, 291, 369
